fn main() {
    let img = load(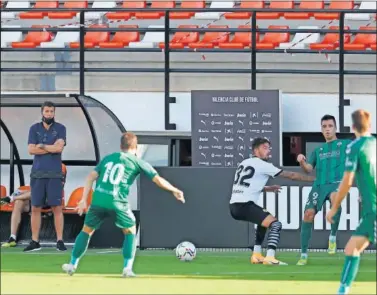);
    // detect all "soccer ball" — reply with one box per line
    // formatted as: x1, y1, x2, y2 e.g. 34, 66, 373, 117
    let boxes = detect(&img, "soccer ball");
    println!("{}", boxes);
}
175, 241, 196, 262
